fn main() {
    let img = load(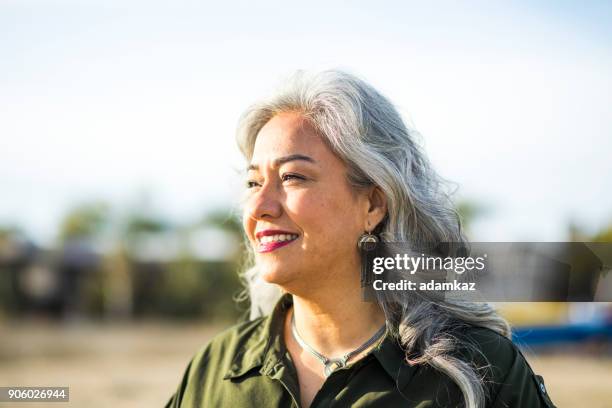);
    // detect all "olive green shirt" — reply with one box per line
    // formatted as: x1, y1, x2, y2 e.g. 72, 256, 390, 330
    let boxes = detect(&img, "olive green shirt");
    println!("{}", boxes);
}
165, 294, 556, 407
